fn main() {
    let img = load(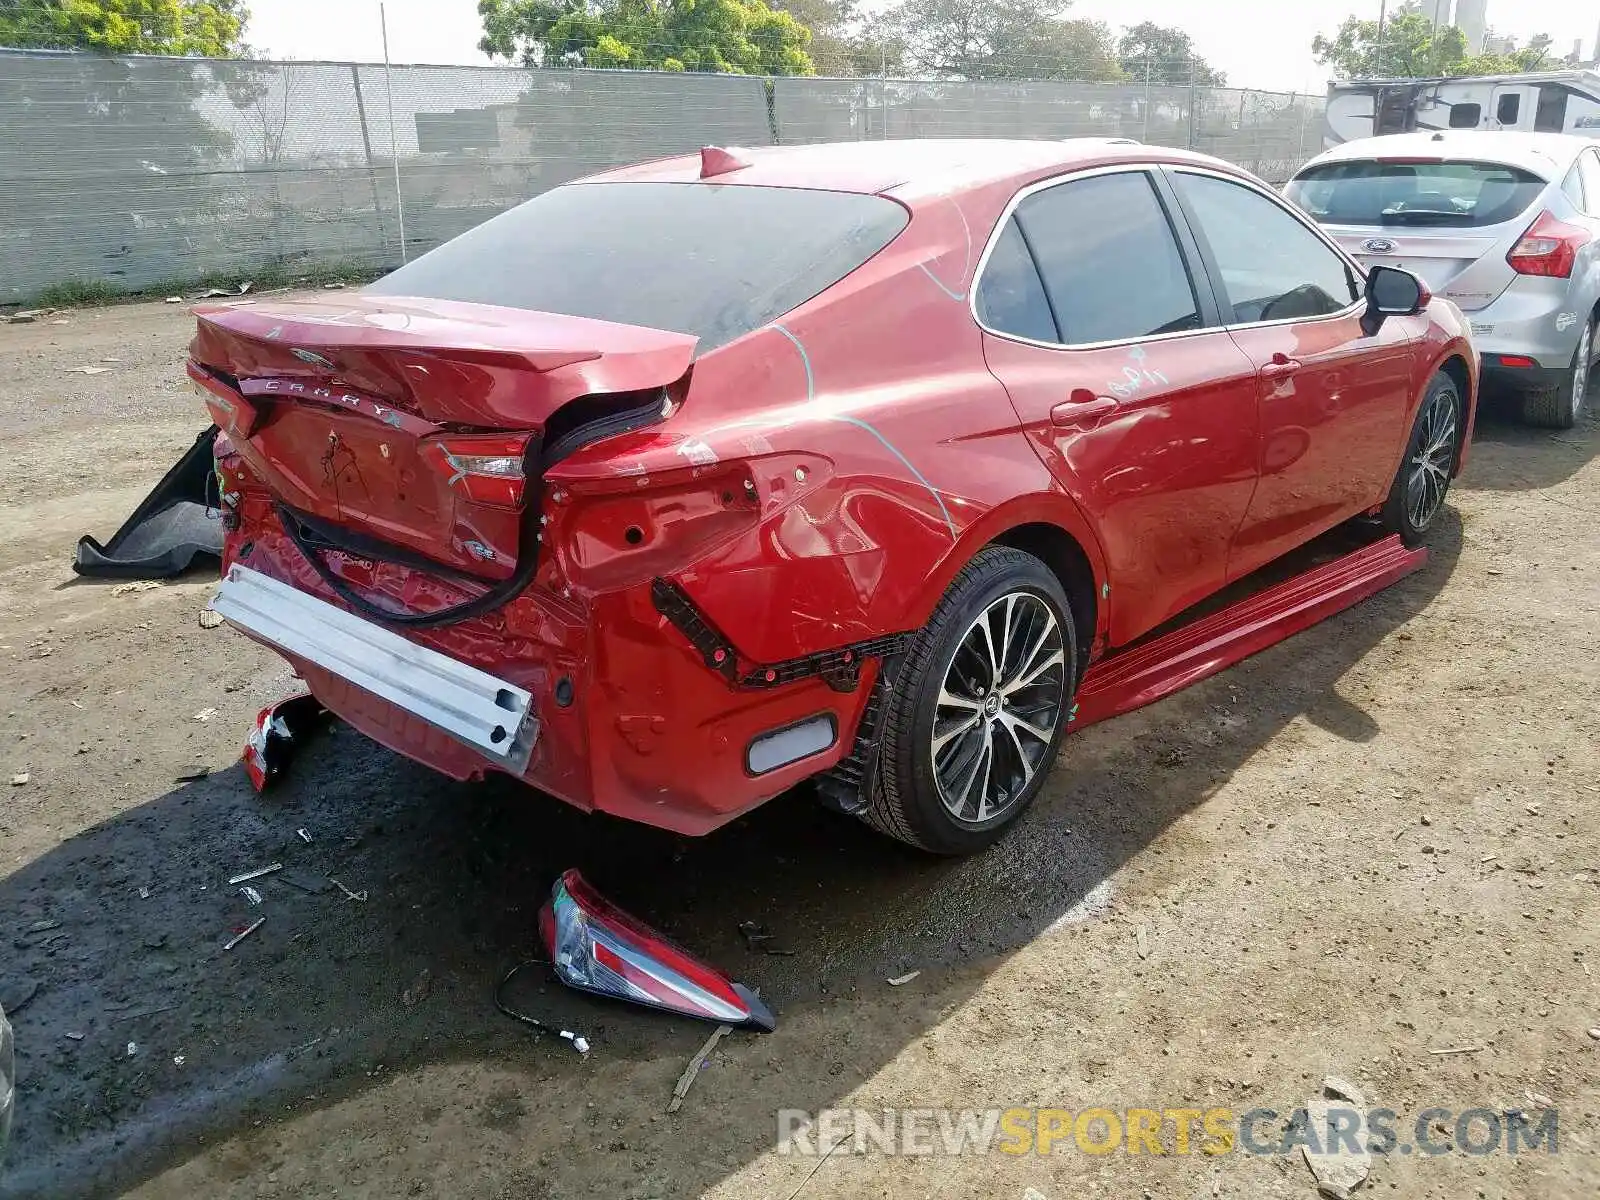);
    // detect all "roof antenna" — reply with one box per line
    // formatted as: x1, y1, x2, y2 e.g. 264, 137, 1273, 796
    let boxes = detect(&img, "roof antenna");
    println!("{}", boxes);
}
700, 146, 752, 179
